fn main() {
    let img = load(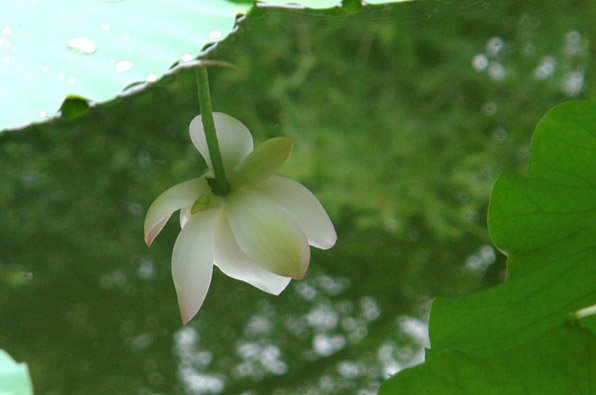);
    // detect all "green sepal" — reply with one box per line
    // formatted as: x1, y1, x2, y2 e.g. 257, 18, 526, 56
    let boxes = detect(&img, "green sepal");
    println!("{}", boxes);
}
191, 194, 211, 214
231, 137, 294, 188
